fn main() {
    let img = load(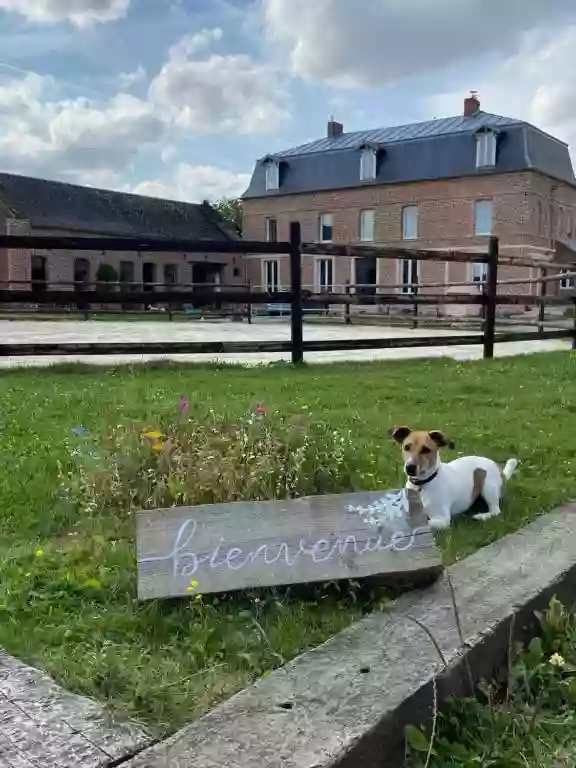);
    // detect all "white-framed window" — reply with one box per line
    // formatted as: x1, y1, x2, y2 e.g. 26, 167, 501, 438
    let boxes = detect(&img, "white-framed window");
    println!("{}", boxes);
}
471, 262, 488, 283
476, 131, 497, 168
265, 217, 278, 242
400, 259, 418, 294
318, 213, 333, 243
402, 205, 418, 240
315, 257, 334, 293
475, 200, 493, 235
262, 259, 280, 292
360, 148, 377, 181
265, 161, 279, 191
560, 270, 575, 290
359, 209, 375, 241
